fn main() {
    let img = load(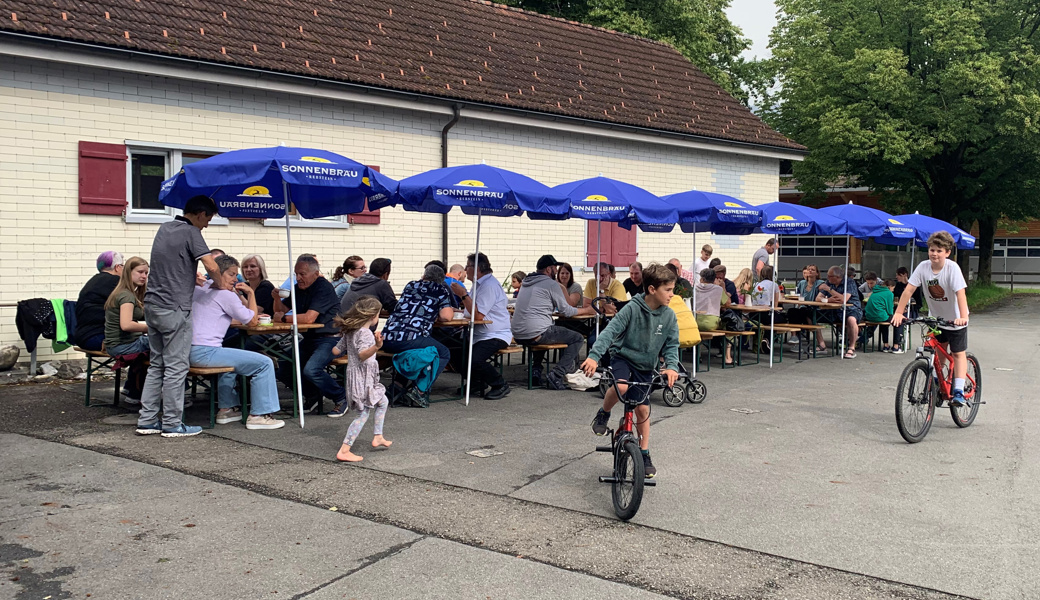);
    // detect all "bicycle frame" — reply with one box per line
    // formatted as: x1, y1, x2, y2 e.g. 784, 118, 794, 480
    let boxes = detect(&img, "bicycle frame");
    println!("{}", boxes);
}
917, 326, 976, 402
